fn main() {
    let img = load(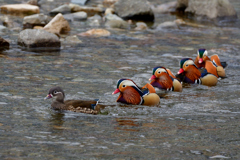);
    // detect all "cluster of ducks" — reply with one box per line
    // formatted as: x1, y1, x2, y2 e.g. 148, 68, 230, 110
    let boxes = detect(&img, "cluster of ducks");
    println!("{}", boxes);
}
45, 49, 227, 114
